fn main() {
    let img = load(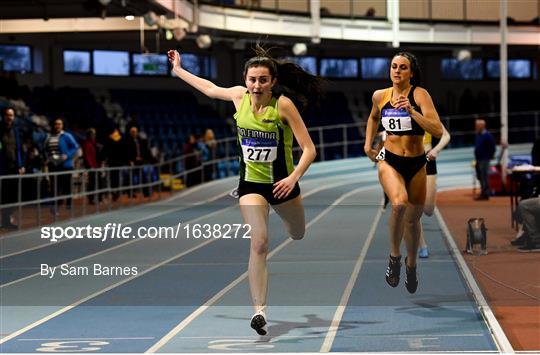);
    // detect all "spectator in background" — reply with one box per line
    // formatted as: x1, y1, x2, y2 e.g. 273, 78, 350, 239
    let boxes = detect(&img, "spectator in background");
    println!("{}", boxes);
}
365, 7, 376, 17
102, 127, 125, 201
203, 128, 217, 182
183, 134, 201, 187
125, 123, 153, 197
22, 136, 43, 202
44, 117, 79, 214
82, 127, 101, 204
514, 197, 540, 252
0, 107, 25, 230
474, 118, 496, 200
